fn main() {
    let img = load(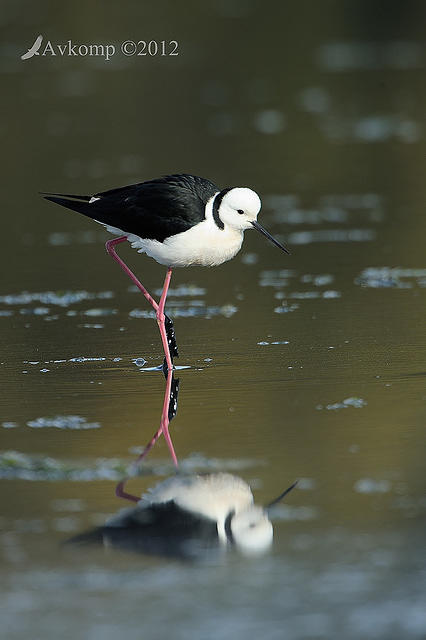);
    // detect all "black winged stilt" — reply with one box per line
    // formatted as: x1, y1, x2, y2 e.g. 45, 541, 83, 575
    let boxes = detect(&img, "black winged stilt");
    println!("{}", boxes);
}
68, 473, 298, 558
43, 174, 289, 371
